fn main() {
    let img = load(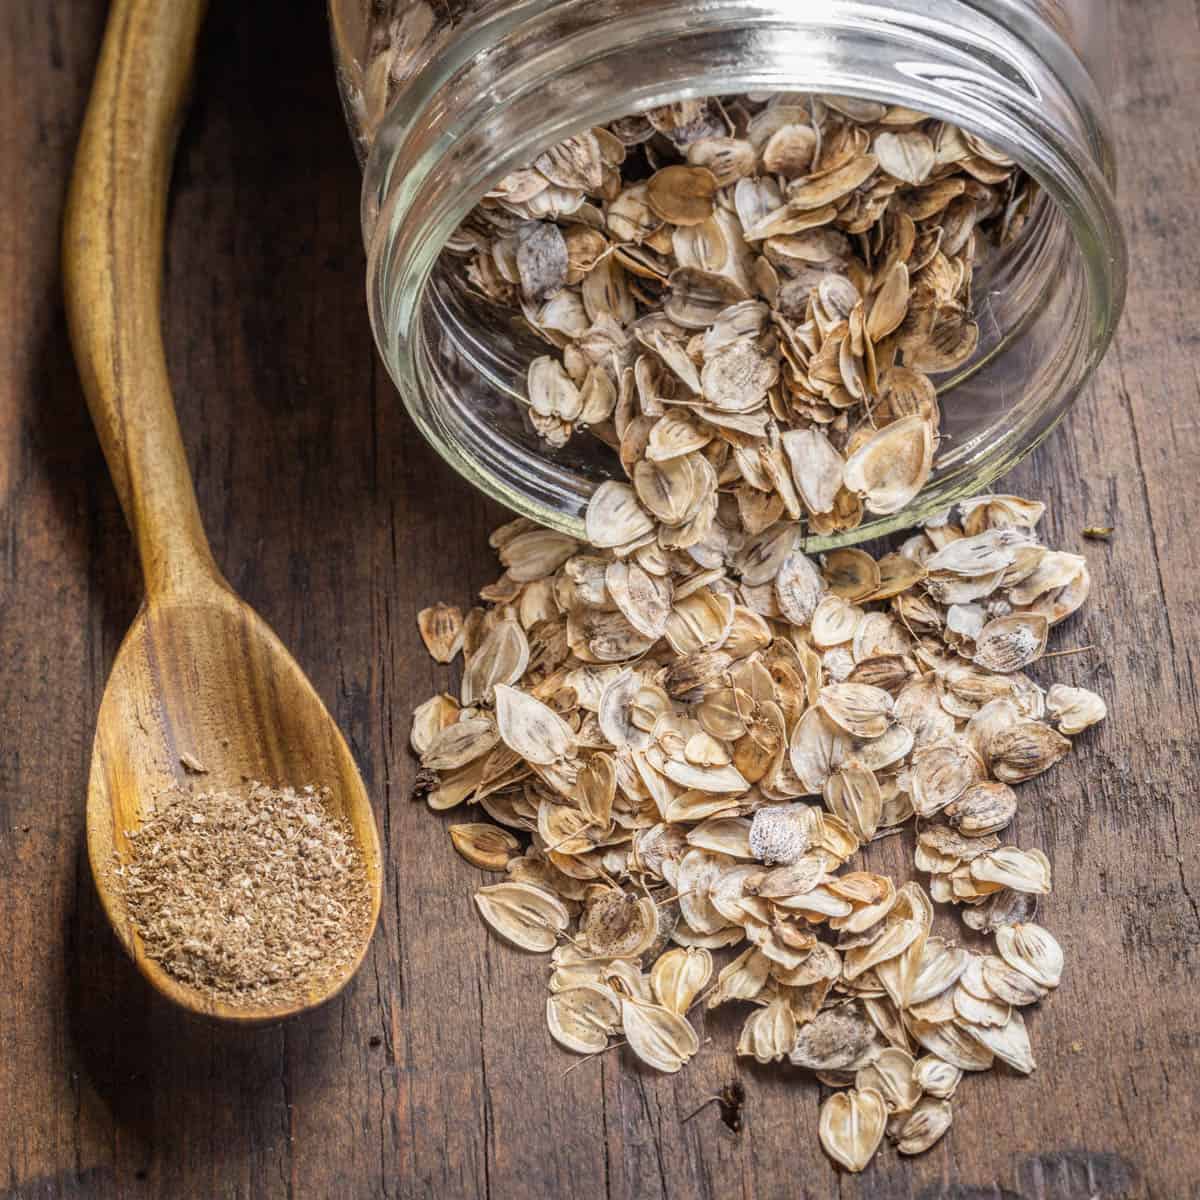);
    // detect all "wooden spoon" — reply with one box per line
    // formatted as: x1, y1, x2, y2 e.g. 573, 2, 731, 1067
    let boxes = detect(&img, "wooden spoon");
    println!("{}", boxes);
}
62, 0, 382, 1022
